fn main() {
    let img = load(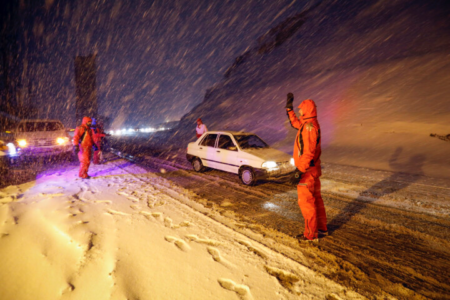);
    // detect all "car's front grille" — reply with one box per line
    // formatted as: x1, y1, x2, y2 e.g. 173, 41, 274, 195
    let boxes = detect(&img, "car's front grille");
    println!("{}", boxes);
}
278, 161, 294, 169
